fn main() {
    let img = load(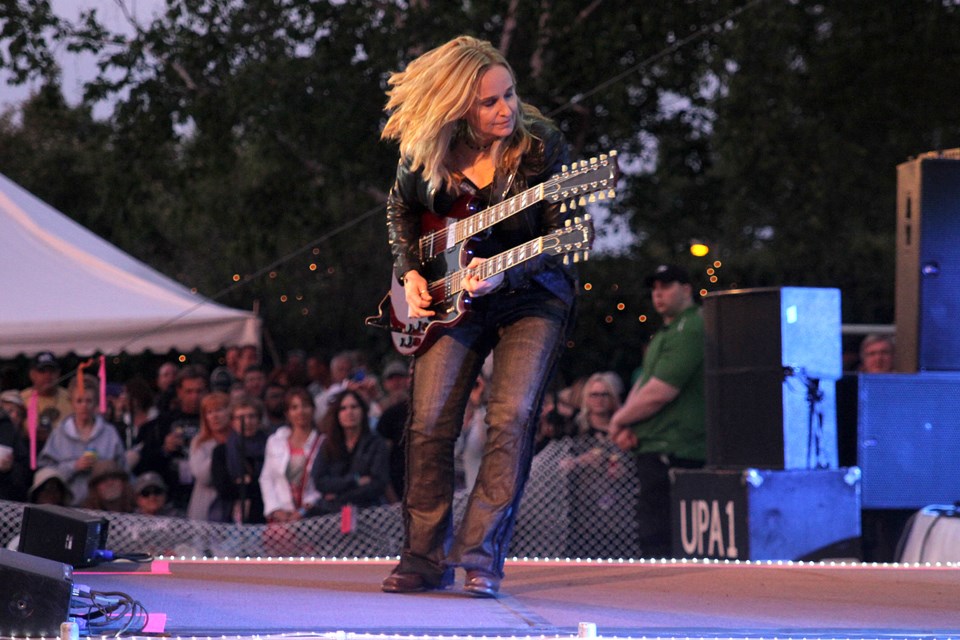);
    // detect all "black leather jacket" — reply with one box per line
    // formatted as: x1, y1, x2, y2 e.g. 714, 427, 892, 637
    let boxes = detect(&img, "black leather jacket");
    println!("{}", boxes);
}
385, 119, 576, 306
